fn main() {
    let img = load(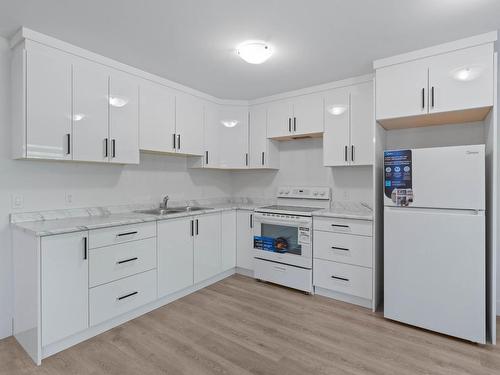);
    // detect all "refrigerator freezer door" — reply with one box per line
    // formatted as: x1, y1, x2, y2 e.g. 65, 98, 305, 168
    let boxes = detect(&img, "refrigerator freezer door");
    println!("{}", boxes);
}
384, 145, 485, 210
384, 207, 485, 343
